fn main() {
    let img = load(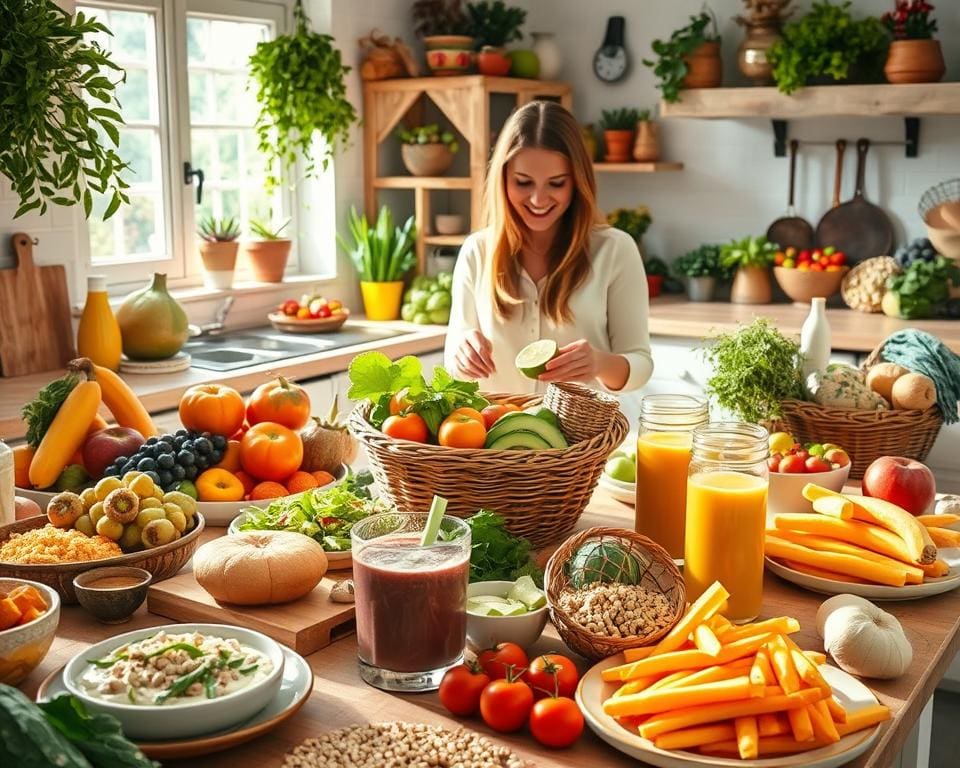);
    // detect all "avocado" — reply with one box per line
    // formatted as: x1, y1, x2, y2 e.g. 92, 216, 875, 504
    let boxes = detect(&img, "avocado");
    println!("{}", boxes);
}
523, 406, 561, 428
486, 430, 553, 450
485, 413, 568, 449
